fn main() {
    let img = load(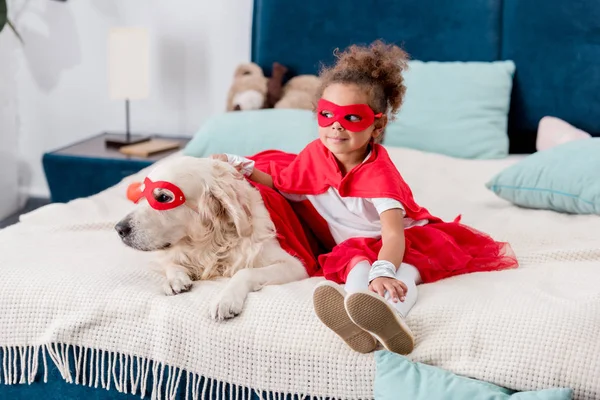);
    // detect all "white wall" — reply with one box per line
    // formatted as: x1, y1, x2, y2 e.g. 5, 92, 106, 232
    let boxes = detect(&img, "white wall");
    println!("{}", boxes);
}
8, 0, 253, 198
0, 29, 22, 219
